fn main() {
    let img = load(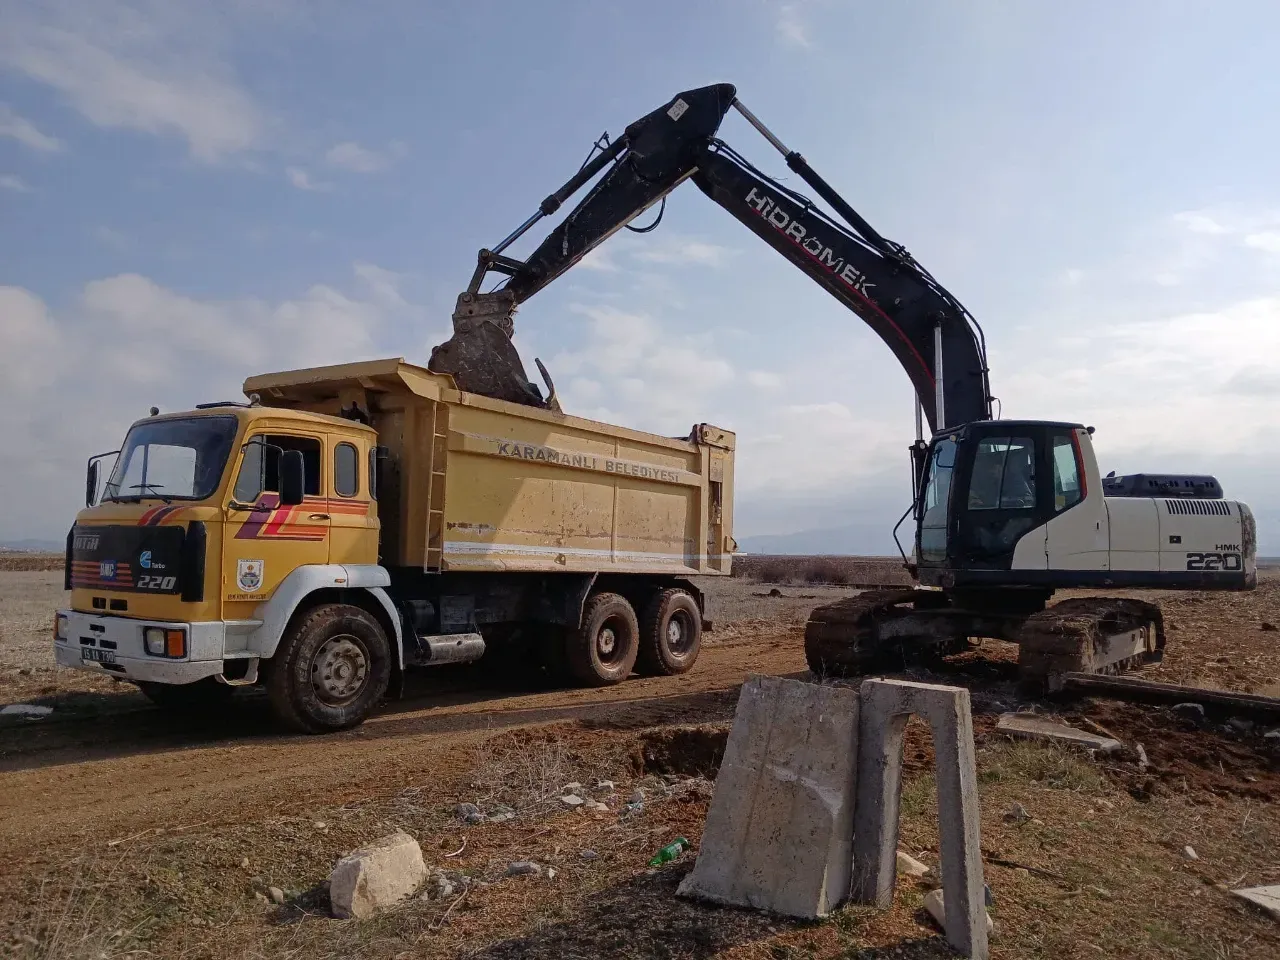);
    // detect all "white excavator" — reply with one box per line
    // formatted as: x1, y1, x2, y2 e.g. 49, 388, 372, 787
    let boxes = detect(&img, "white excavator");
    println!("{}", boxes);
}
428, 83, 1257, 689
